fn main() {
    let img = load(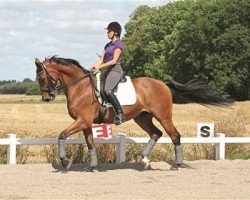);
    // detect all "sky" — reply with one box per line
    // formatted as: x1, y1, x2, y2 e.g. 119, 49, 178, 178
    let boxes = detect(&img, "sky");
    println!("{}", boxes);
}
0, 0, 169, 81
